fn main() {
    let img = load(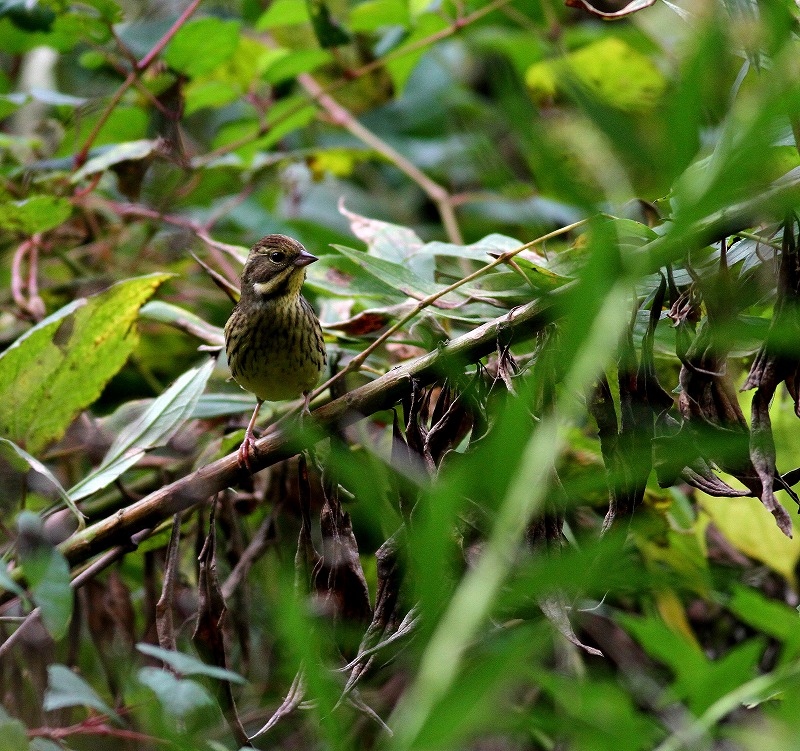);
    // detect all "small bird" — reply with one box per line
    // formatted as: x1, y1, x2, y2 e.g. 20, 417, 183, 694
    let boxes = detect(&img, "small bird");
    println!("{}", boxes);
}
224, 234, 326, 470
